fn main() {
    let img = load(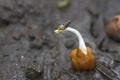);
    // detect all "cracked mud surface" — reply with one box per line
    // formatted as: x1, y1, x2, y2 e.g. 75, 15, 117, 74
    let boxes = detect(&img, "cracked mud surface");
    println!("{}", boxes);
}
0, 0, 120, 80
